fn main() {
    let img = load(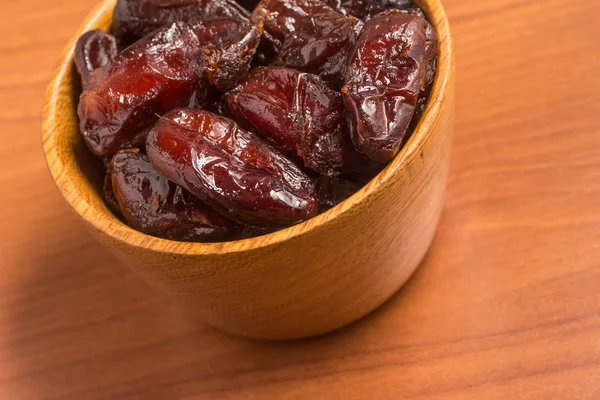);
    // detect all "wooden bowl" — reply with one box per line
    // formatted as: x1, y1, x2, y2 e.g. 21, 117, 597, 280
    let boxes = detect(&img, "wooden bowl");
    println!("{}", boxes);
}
42, 0, 454, 340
